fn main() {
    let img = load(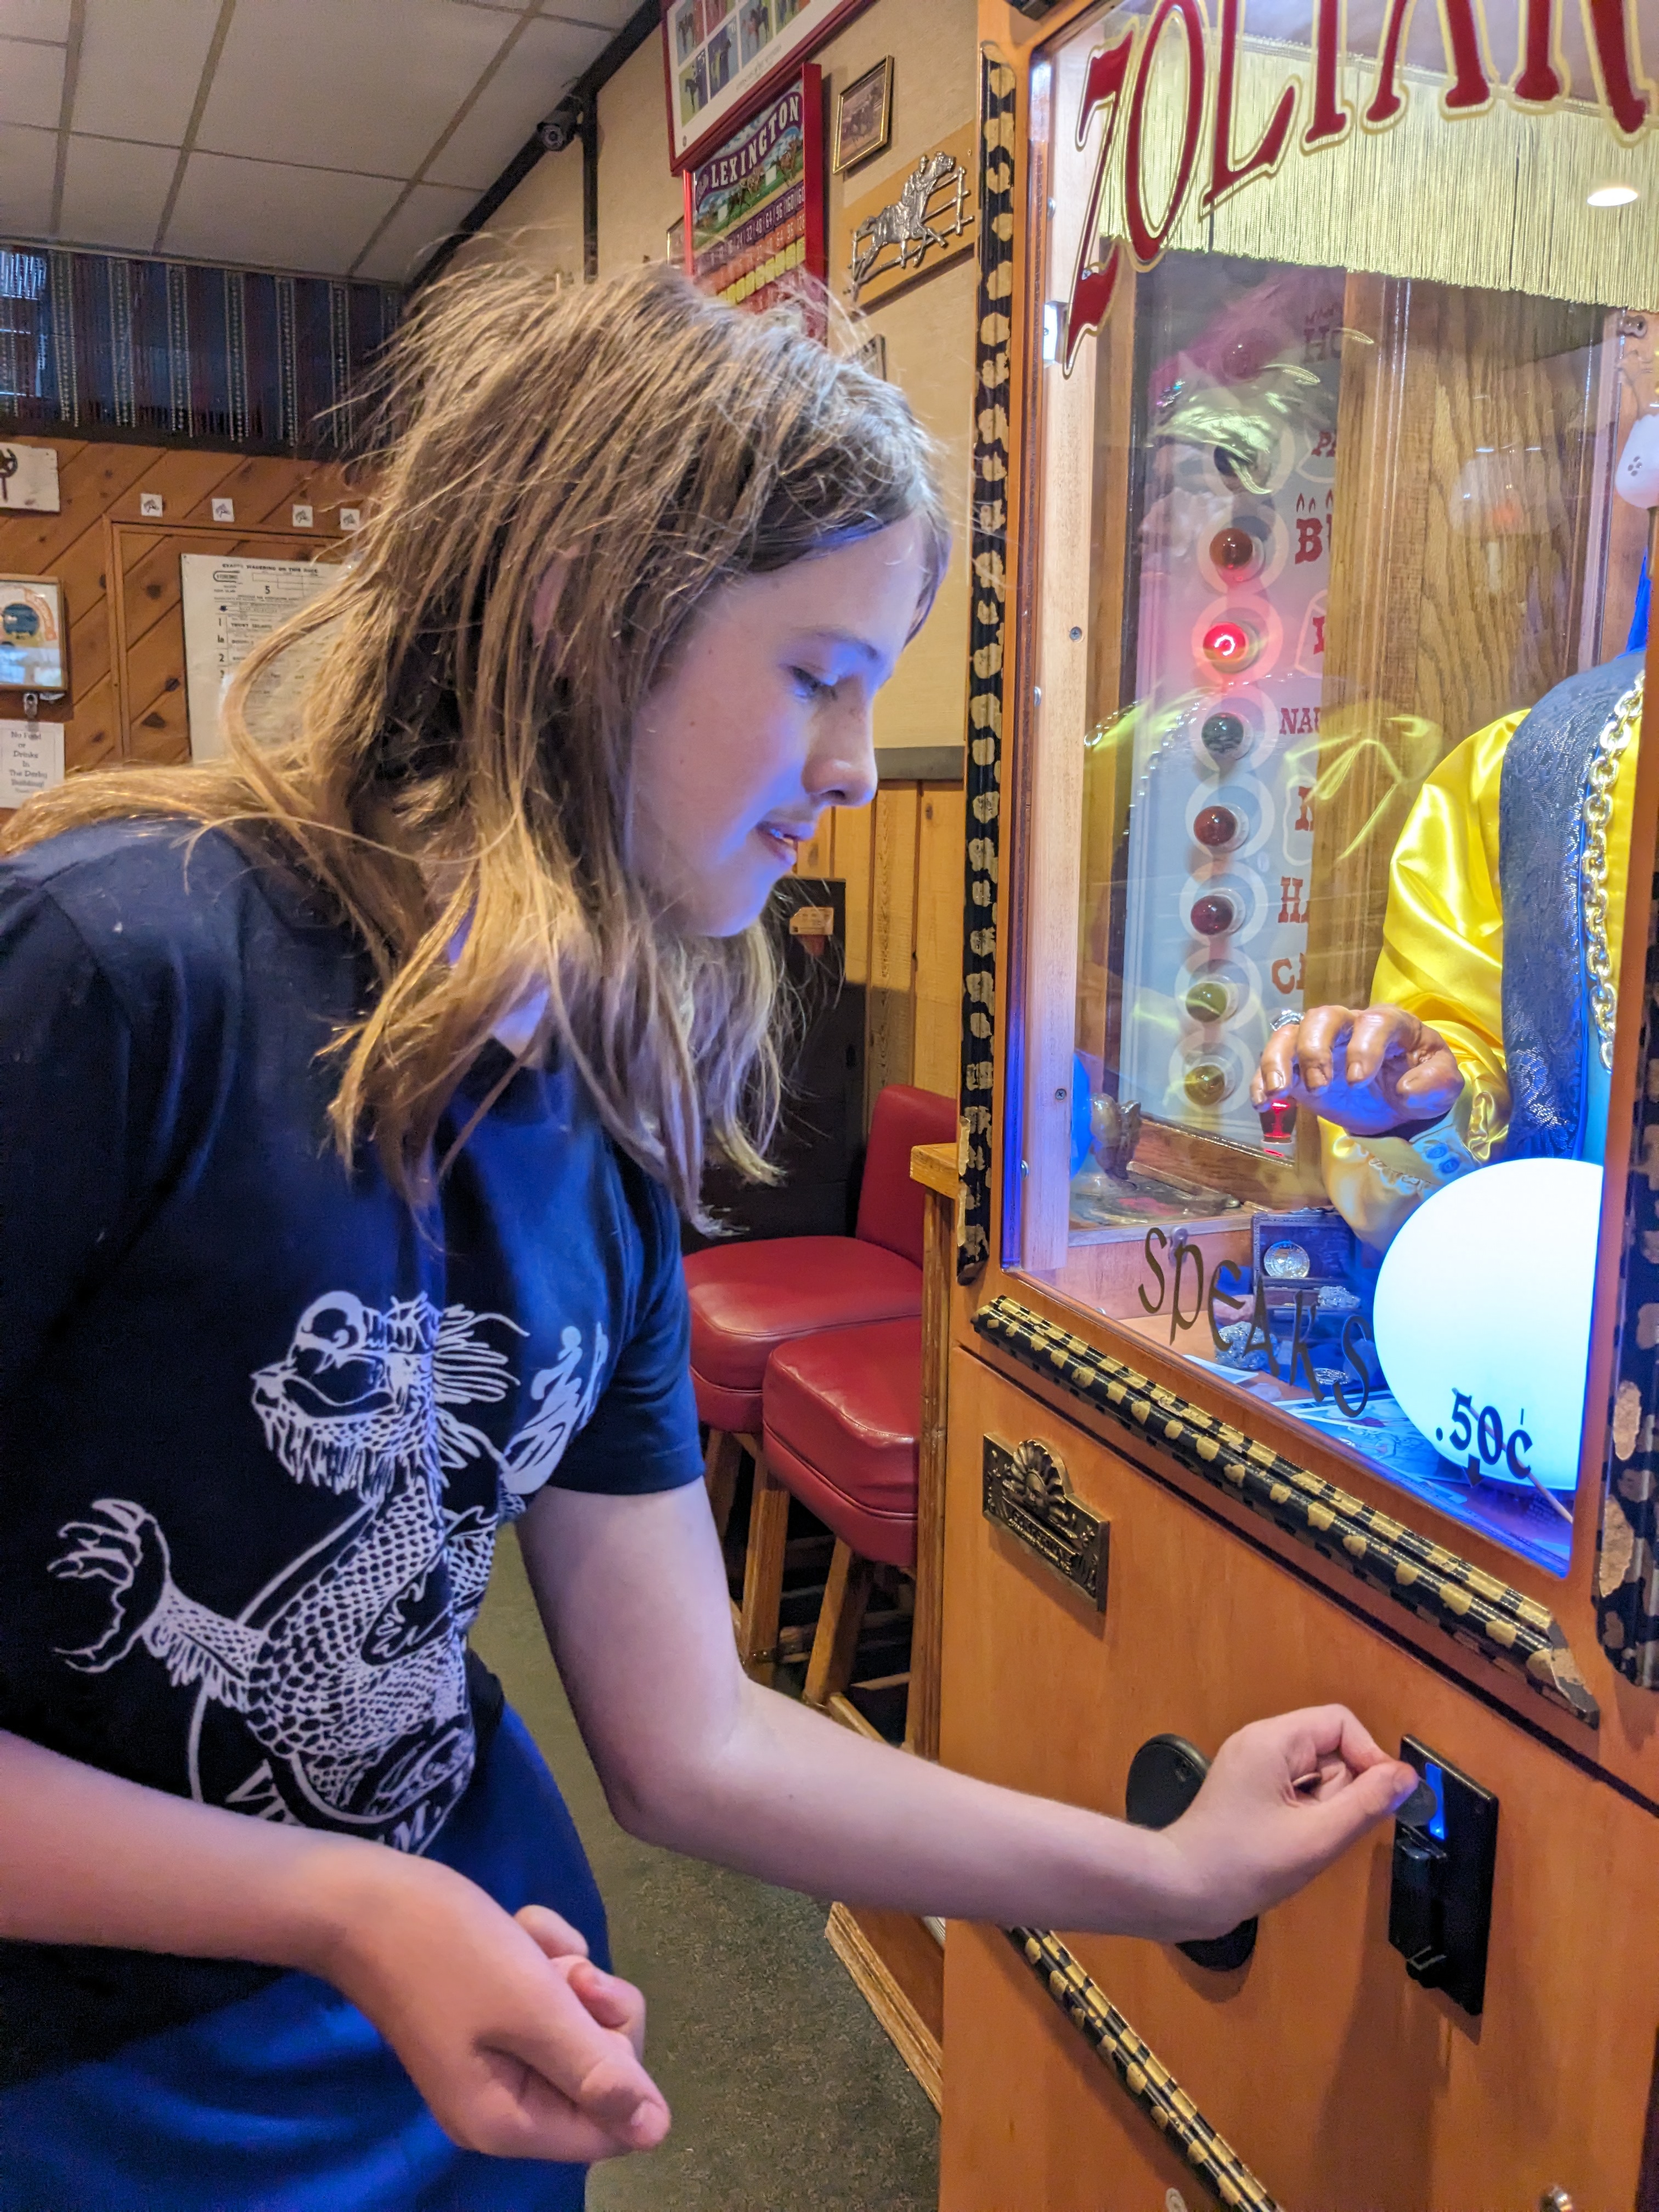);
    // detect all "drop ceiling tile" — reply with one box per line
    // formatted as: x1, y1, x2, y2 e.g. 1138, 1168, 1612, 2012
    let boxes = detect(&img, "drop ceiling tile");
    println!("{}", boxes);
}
0, 32, 63, 126
58, 133, 179, 253
162, 152, 403, 274
196, 0, 520, 178
0, 119, 55, 233
352, 178, 477, 281
452, 2, 637, 20
541, 3, 641, 29
425, 14, 607, 190
0, 0, 69, 40
75, 0, 227, 146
